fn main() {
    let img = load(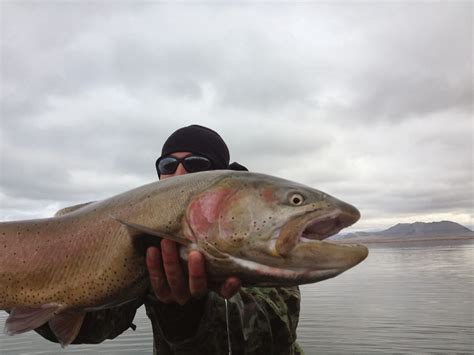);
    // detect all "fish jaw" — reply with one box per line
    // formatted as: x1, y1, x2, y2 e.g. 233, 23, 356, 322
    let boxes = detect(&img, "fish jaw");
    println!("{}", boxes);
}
215, 242, 367, 286
189, 237, 368, 287
275, 201, 361, 257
